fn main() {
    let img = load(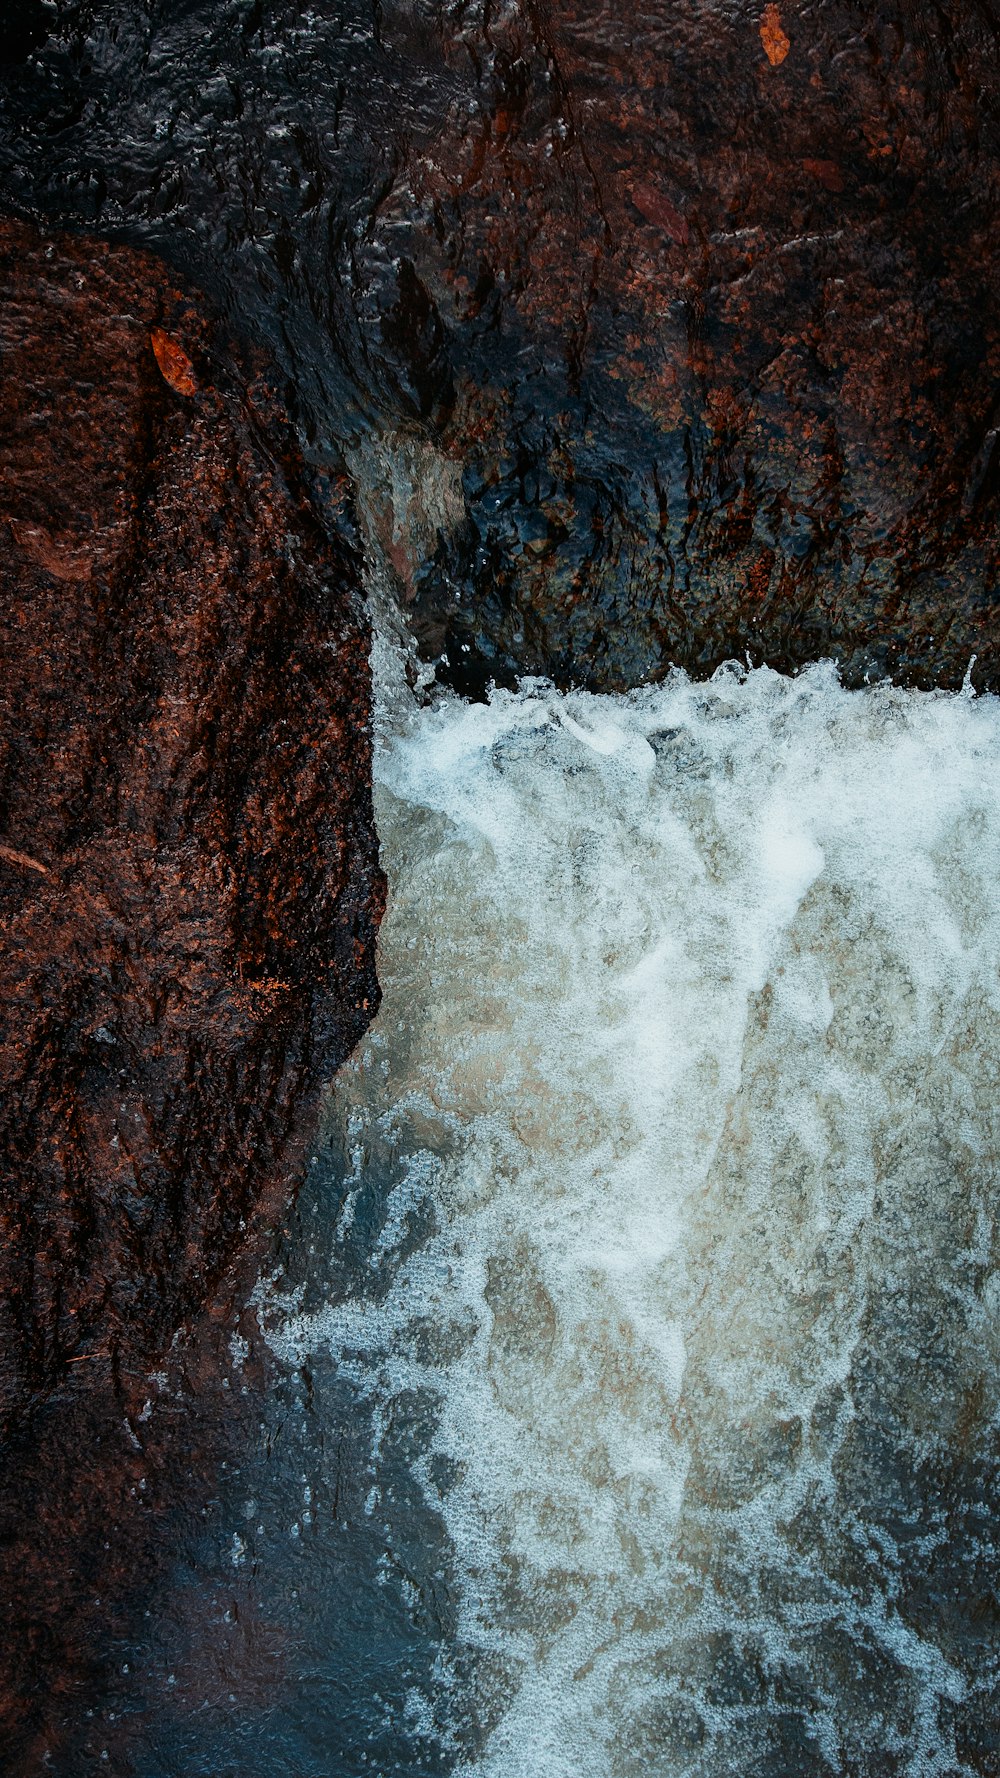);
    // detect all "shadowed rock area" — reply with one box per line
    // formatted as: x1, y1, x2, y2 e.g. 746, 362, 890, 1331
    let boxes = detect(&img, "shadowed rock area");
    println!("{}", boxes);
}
0, 217, 384, 1432
1, 0, 999, 692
